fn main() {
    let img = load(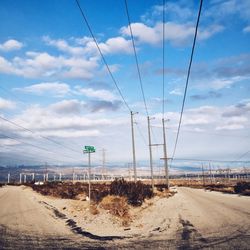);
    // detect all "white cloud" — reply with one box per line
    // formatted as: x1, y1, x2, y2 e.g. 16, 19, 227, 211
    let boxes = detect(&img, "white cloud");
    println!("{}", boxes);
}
14, 82, 71, 97
0, 52, 99, 79
0, 56, 16, 74
0, 39, 23, 52
206, 0, 250, 22
121, 22, 223, 46
153, 102, 250, 132
99, 37, 133, 54
50, 99, 85, 114
0, 98, 16, 109
216, 124, 244, 130
1, 104, 123, 139
43, 36, 85, 55
44, 36, 133, 56
170, 88, 183, 96
243, 25, 250, 33
75, 87, 119, 101
0, 138, 20, 146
